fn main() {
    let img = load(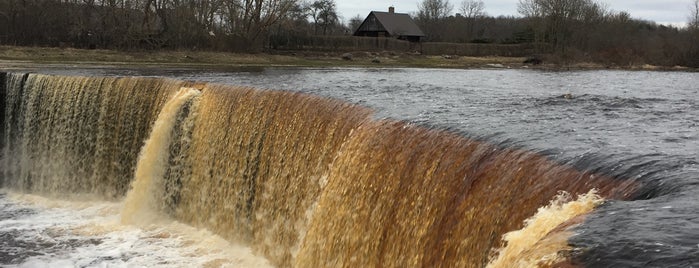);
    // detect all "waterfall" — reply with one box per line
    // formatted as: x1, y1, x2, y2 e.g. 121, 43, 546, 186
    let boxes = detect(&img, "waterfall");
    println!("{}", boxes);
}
1, 72, 639, 267
1, 73, 180, 198
122, 87, 201, 225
